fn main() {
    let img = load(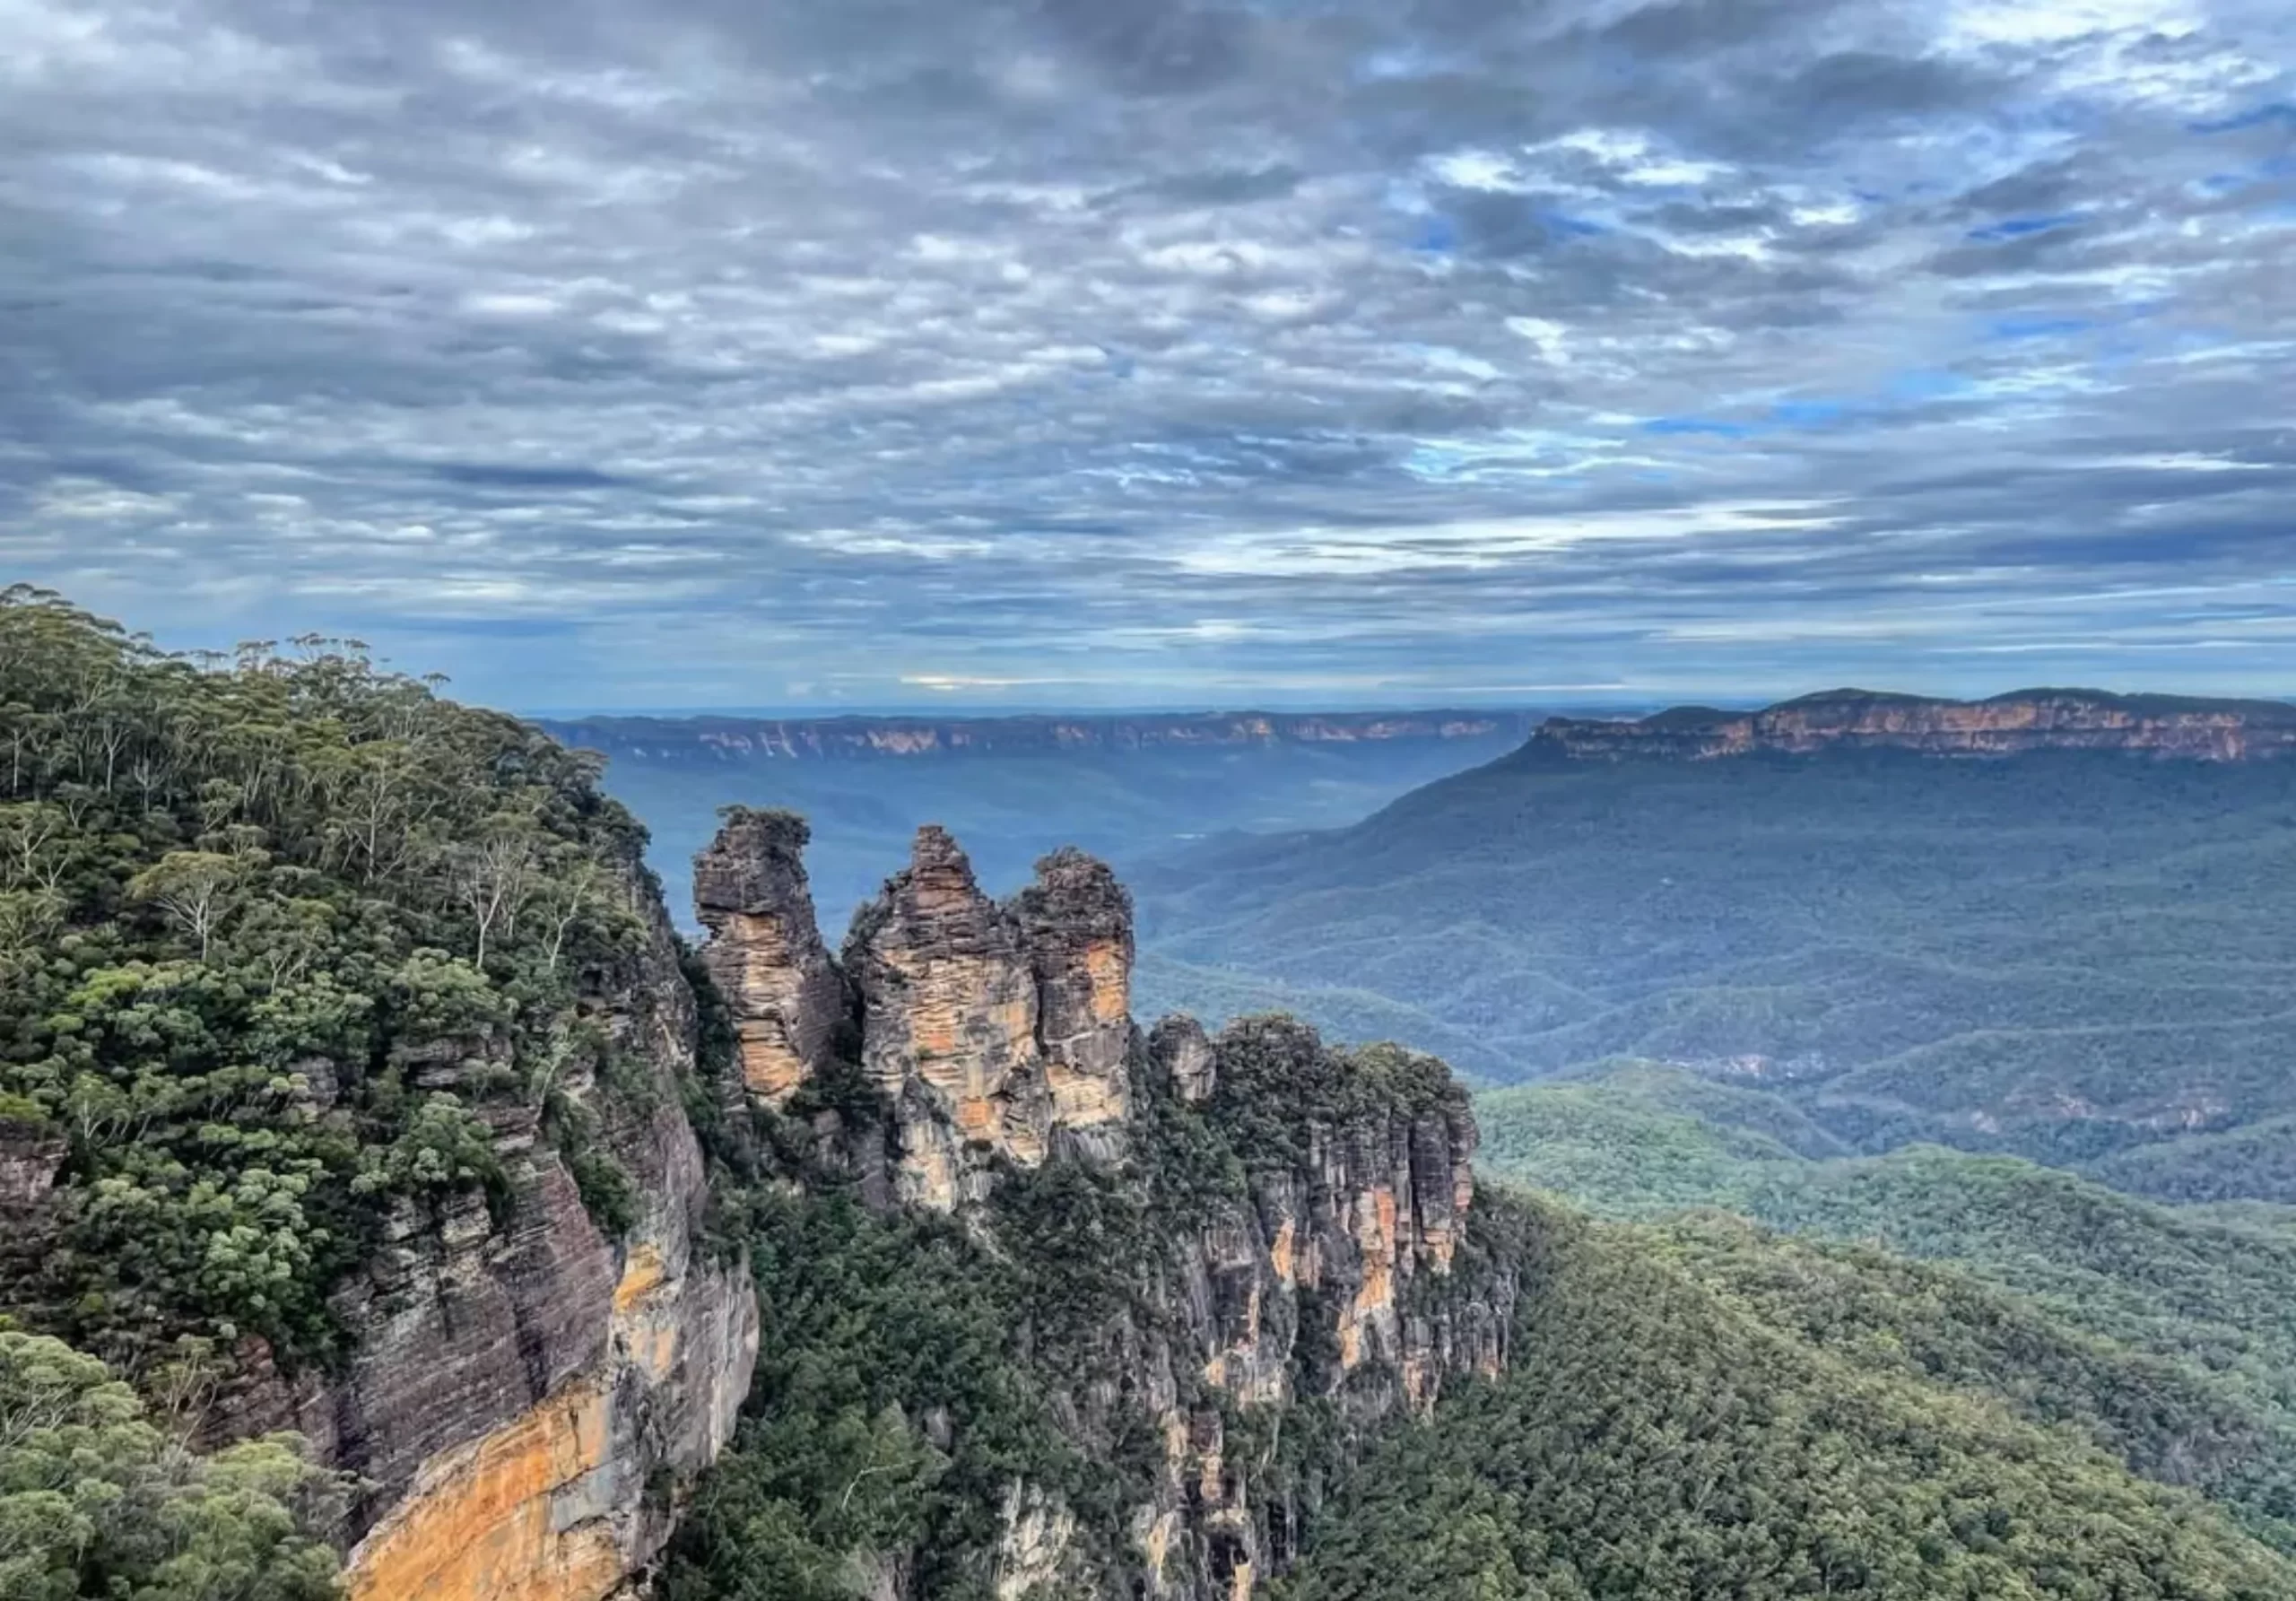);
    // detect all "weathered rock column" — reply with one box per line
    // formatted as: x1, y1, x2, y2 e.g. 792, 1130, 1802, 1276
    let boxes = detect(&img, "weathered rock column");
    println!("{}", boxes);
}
694, 807, 849, 1107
